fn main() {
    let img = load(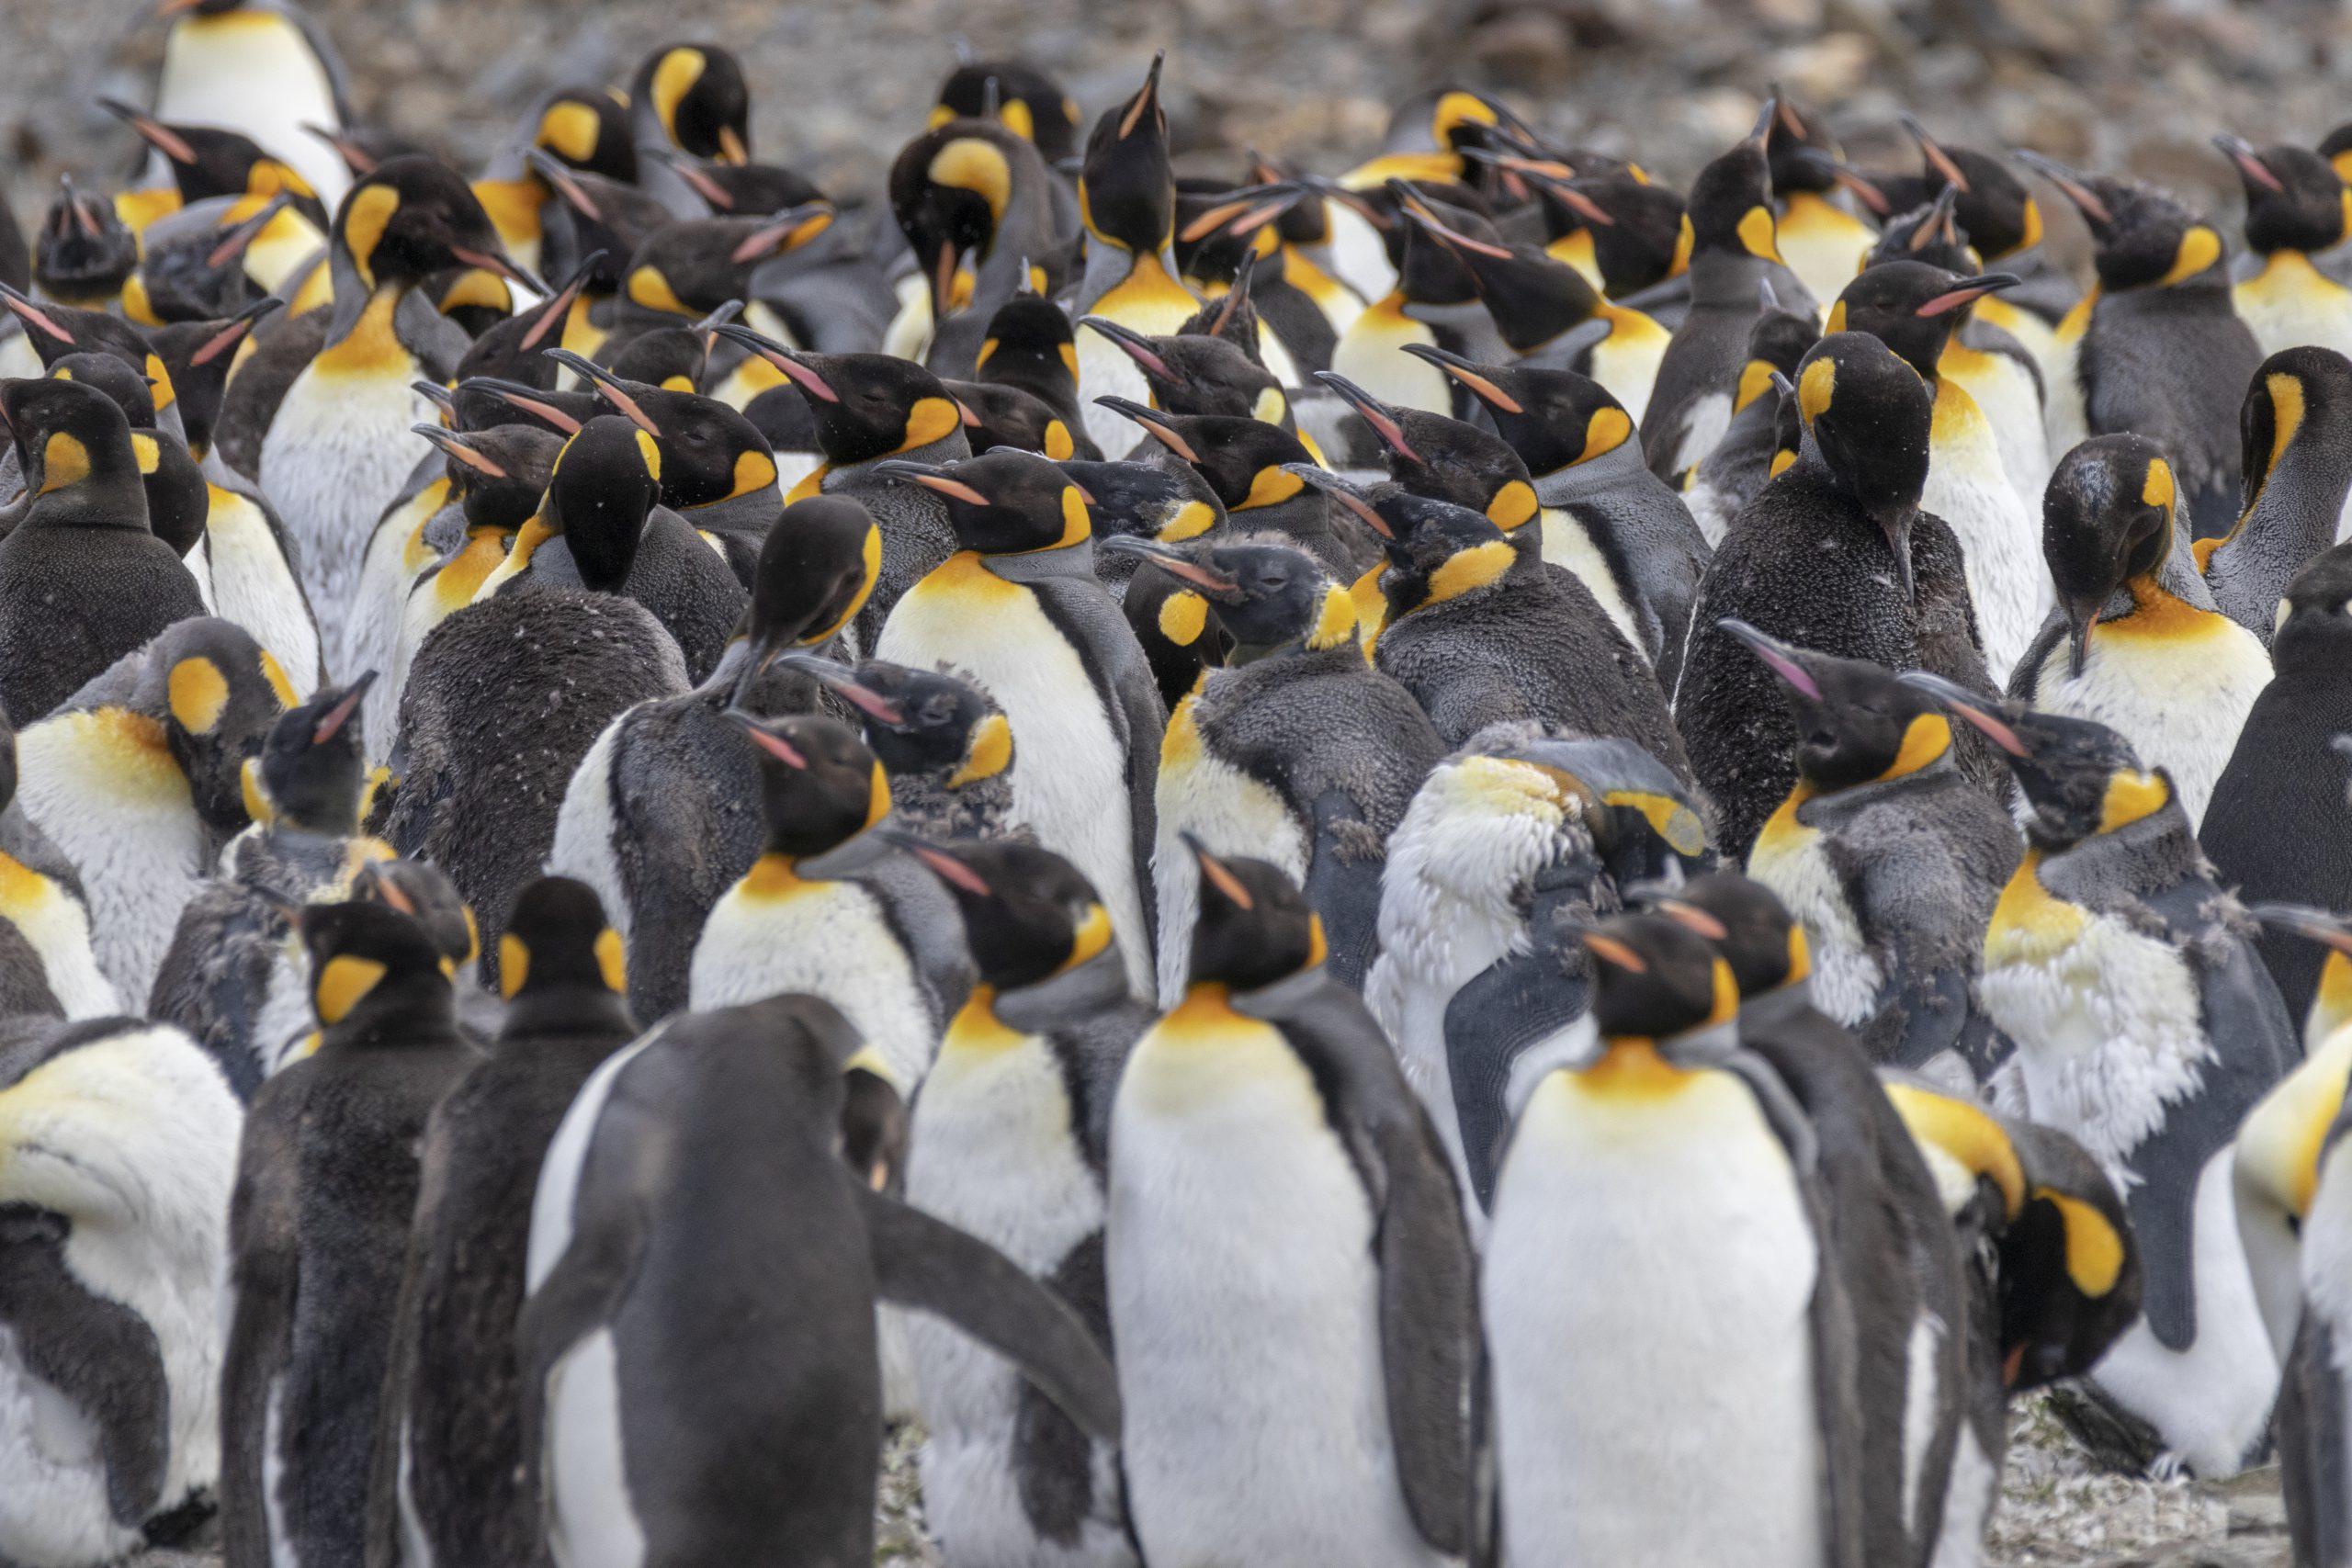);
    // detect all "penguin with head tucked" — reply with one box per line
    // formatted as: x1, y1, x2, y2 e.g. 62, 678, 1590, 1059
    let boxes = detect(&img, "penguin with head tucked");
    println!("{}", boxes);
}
971, 289, 1098, 458
218, 896, 475, 1568
2011, 434, 2271, 830
520, 991, 1121, 1568
2201, 345, 2352, 643
627, 41, 753, 214
1677, 332, 2004, 859
150, 0, 352, 206
875, 449, 1167, 1000
932, 55, 1082, 162
1909, 679, 2296, 1477
1108, 846, 1477, 1566
2216, 134, 2352, 362
781, 655, 1021, 845
365, 875, 635, 1568
469, 85, 639, 277
889, 117, 1074, 378
0, 1016, 243, 1568
1679, 292, 1820, 545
